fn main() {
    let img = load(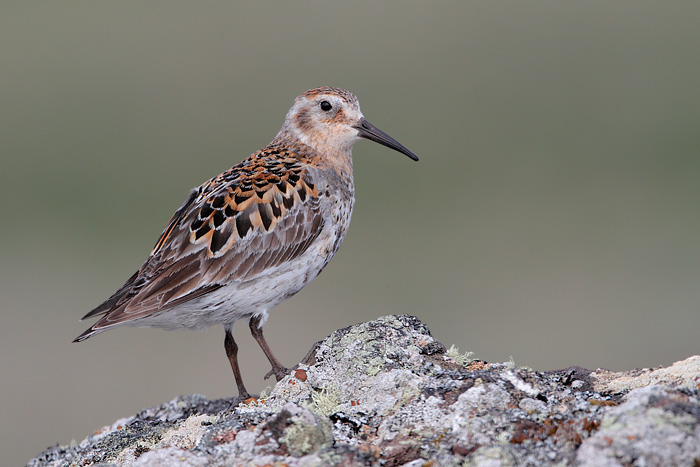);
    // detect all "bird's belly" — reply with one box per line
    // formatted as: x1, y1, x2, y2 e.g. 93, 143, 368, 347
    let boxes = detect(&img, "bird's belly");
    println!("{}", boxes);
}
132, 227, 346, 331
